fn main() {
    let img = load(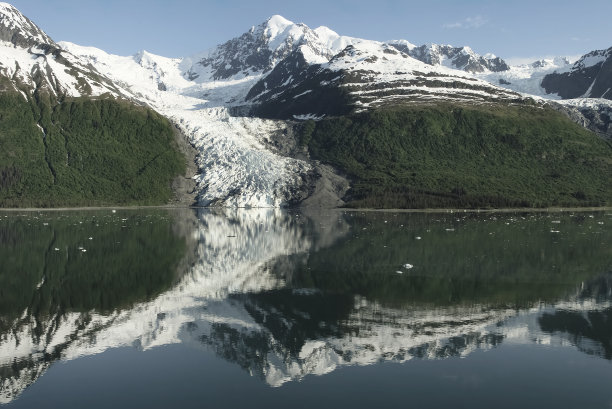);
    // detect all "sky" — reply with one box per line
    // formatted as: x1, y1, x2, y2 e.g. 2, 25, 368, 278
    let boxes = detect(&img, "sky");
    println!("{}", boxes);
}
7, 0, 612, 62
